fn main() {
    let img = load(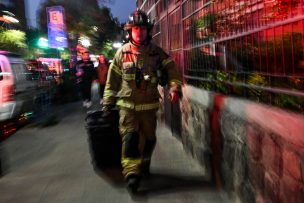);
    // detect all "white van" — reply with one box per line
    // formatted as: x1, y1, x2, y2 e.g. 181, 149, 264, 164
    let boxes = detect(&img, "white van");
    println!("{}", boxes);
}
0, 51, 36, 122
